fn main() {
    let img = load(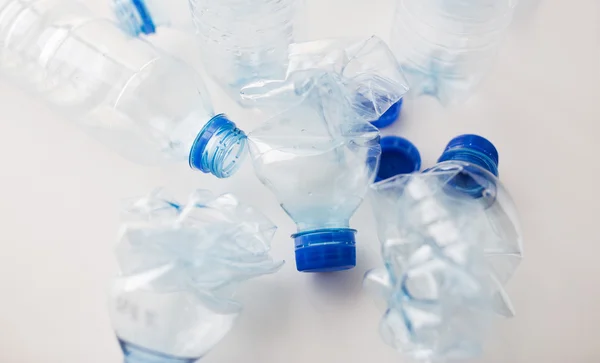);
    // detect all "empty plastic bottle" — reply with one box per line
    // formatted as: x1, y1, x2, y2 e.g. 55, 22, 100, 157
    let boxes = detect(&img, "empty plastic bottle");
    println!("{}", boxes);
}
112, 0, 305, 102
0, 0, 246, 178
191, 0, 304, 101
365, 134, 523, 360
248, 71, 382, 273
391, 0, 518, 104
109, 188, 283, 363
243, 37, 408, 273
